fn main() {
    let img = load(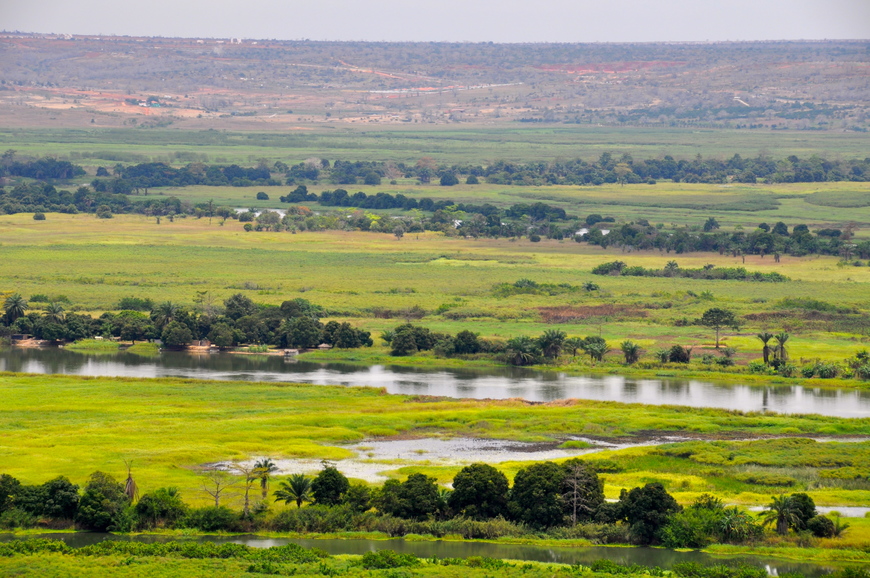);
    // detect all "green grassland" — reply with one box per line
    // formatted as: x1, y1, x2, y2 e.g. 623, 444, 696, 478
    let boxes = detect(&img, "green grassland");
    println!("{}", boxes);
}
3, 126, 870, 166
142, 180, 870, 232
1, 373, 868, 509
2, 211, 870, 364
